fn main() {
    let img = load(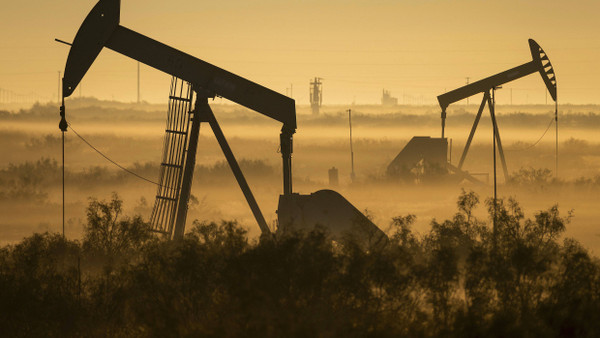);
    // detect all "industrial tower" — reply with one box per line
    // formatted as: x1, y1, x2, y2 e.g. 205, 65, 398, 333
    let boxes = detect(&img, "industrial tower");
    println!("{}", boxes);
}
309, 77, 322, 115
